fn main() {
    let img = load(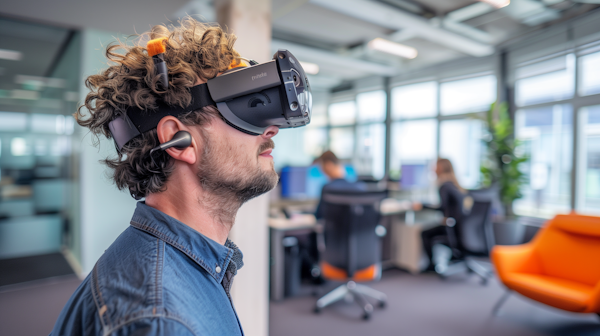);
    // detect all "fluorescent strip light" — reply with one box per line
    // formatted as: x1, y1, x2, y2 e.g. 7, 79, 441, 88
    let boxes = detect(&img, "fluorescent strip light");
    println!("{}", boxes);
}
367, 38, 418, 59
0, 49, 23, 61
11, 89, 40, 100
15, 75, 66, 89
479, 0, 510, 8
300, 61, 320, 75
